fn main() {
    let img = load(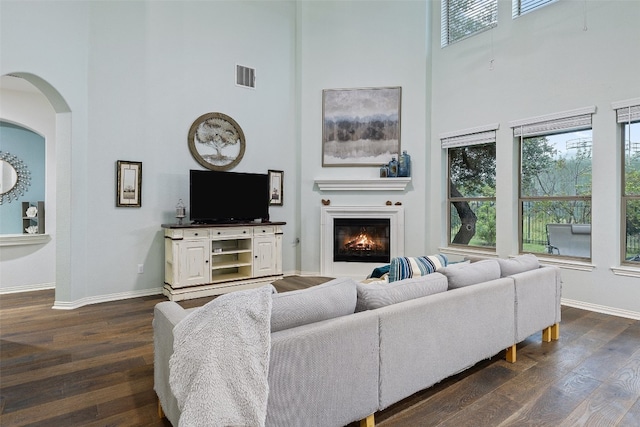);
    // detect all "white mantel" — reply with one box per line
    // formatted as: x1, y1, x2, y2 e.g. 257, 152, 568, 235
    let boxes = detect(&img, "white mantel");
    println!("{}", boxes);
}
315, 177, 411, 191
321, 205, 404, 278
